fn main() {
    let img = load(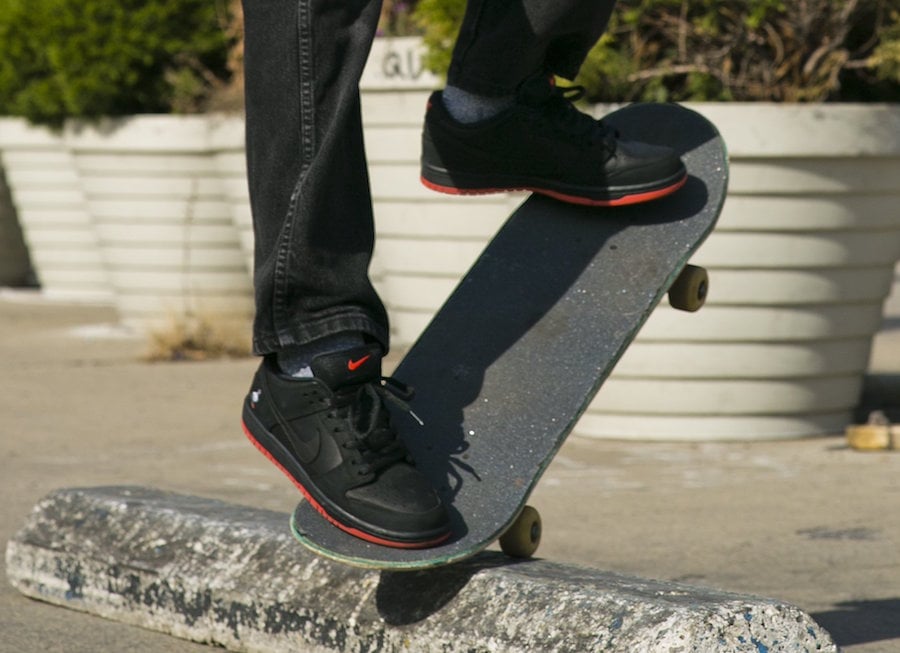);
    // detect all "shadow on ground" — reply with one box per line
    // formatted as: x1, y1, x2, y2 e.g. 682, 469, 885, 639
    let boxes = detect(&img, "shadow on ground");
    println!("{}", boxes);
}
812, 598, 900, 648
